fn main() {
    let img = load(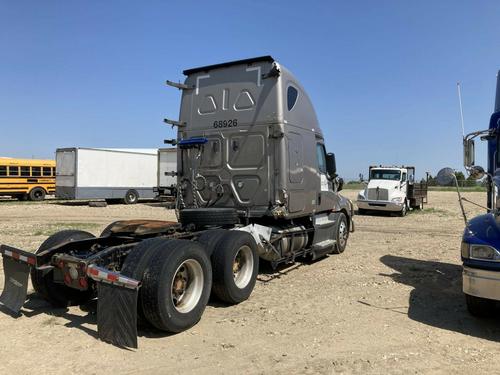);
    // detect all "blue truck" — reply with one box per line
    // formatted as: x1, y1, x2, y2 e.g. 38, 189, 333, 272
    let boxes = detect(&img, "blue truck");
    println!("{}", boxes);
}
459, 70, 500, 316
